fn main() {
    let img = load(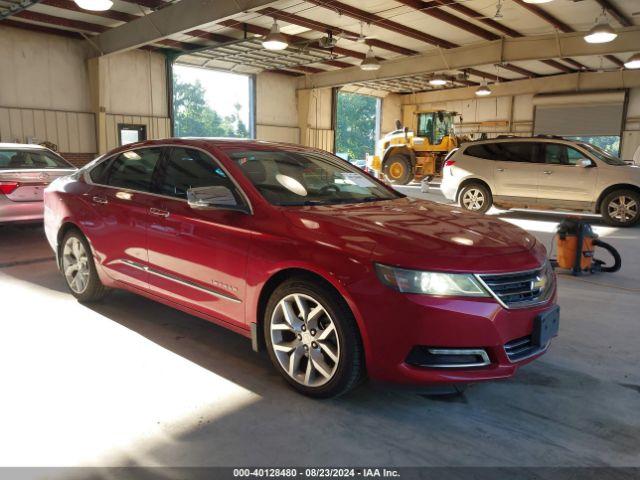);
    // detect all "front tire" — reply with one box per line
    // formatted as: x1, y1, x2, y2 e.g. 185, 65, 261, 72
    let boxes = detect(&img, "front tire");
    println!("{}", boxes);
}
384, 155, 412, 185
60, 230, 107, 302
264, 277, 365, 398
601, 189, 640, 227
459, 183, 493, 214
